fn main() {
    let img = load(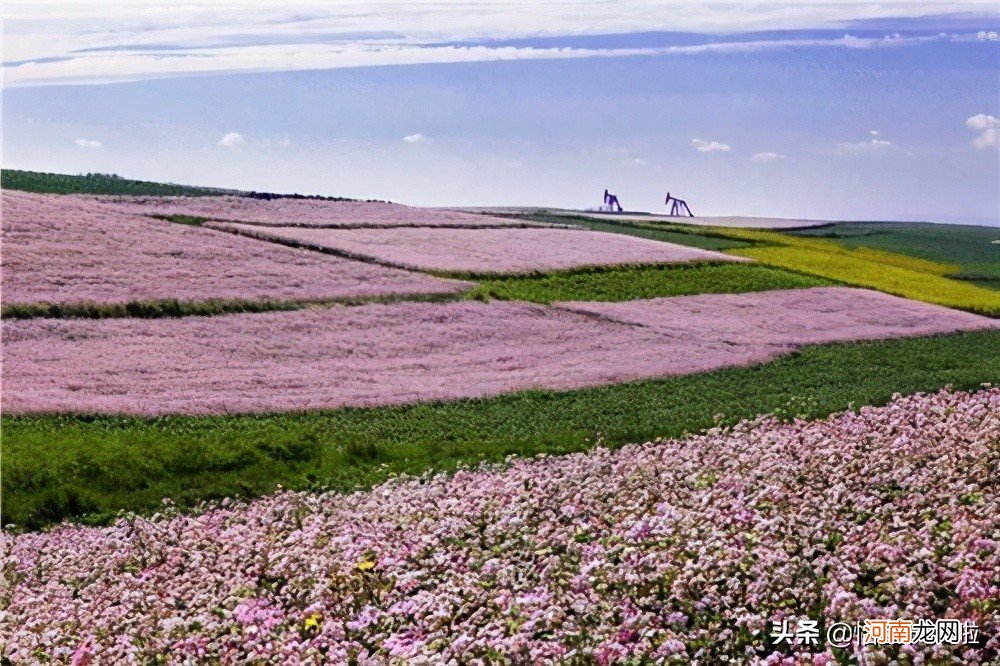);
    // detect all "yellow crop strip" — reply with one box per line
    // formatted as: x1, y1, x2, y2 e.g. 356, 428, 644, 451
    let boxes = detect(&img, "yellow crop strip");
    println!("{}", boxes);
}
707, 228, 1000, 316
